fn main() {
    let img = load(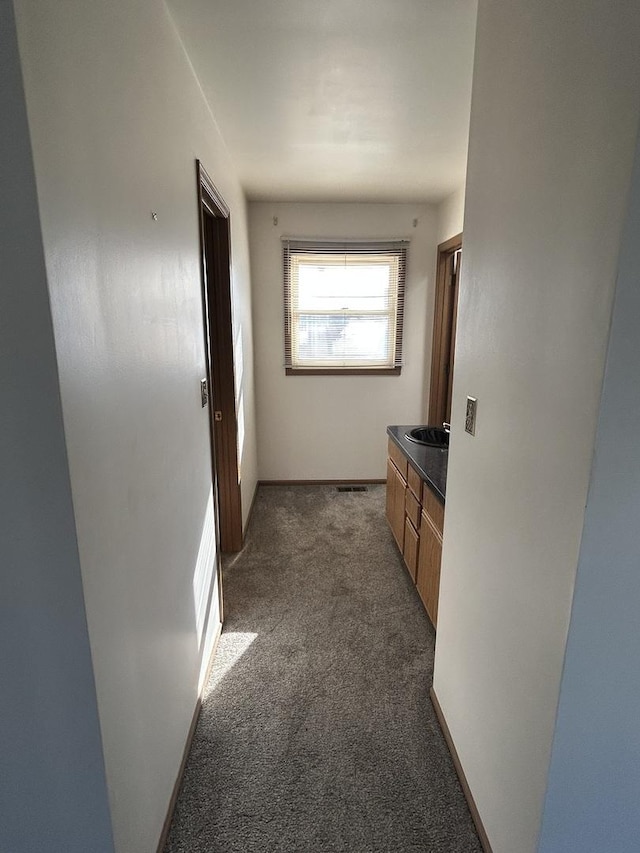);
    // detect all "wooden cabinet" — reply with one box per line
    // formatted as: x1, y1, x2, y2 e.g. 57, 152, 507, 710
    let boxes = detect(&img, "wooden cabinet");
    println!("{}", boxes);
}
405, 487, 421, 530
421, 484, 444, 534
403, 516, 419, 582
386, 458, 406, 552
407, 465, 422, 501
416, 510, 442, 626
388, 439, 408, 480
385, 436, 445, 629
